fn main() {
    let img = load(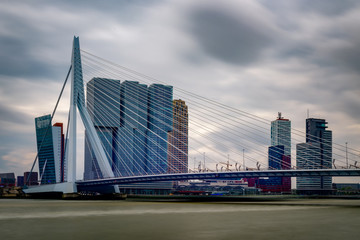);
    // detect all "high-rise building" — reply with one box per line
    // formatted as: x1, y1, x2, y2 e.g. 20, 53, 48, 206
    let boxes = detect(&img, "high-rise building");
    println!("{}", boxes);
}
35, 115, 63, 184
271, 112, 291, 156
147, 84, 173, 174
84, 78, 120, 180
167, 99, 188, 173
84, 79, 173, 178
118, 81, 148, 176
296, 118, 332, 192
263, 113, 292, 193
